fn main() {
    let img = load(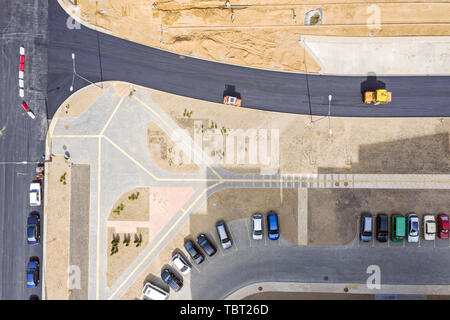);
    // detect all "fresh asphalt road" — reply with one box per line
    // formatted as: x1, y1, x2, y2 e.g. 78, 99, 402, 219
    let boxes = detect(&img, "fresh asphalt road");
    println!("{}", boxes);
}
0, 0, 48, 299
48, 1, 450, 119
